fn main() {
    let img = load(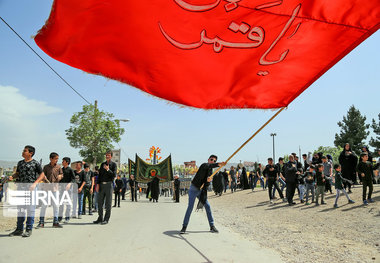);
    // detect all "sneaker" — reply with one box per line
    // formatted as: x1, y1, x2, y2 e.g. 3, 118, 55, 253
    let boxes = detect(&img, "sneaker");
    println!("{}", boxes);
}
53, 223, 63, 228
282, 198, 287, 202
270, 200, 274, 204
300, 200, 305, 203
89, 212, 93, 215
22, 229, 32, 238
64, 219, 70, 224
78, 215, 82, 219
93, 219, 102, 224
9, 229, 23, 237
368, 199, 375, 203
348, 199, 355, 204
333, 204, 338, 208
179, 226, 187, 234
210, 226, 219, 233
363, 200, 368, 205
305, 202, 310, 205
35, 223, 44, 229
315, 202, 320, 206
321, 202, 327, 205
